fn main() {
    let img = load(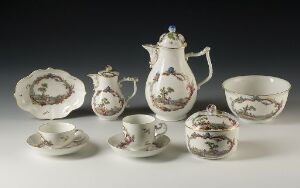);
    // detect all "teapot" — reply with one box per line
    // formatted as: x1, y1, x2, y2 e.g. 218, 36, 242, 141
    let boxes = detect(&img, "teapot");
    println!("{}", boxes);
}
143, 25, 213, 121
88, 65, 138, 120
